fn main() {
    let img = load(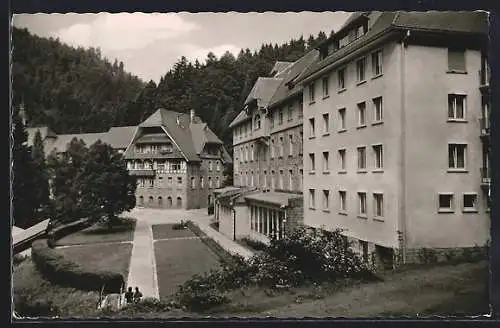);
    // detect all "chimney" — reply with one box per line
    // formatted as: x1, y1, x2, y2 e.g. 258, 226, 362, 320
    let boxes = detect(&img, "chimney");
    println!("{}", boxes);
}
190, 109, 195, 123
